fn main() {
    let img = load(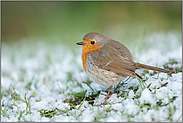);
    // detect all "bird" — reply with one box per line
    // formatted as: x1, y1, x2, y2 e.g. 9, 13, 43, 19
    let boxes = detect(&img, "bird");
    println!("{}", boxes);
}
76, 32, 171, 104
